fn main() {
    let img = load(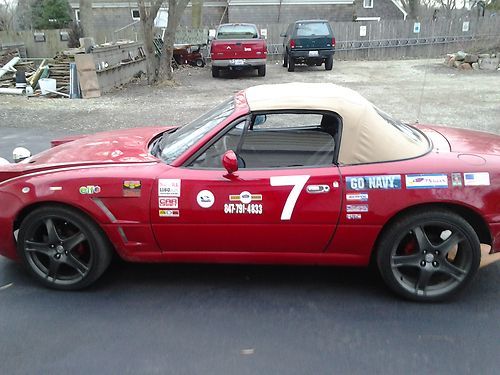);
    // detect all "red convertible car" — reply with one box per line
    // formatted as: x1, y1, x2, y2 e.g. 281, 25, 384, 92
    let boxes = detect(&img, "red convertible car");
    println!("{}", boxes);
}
0, 83, 498, 301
